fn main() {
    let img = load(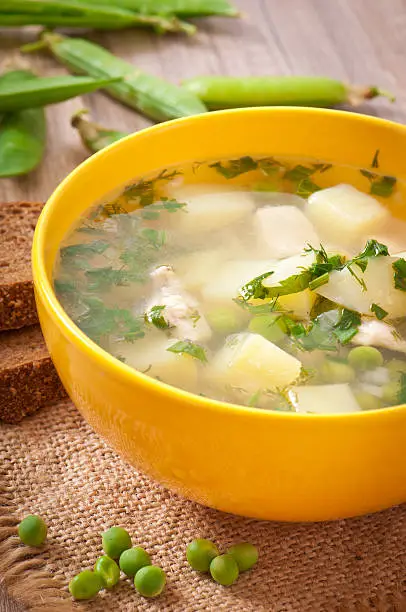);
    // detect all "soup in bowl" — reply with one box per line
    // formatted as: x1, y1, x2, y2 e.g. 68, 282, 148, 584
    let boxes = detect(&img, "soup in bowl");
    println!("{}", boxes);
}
33, 108, 406, 521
